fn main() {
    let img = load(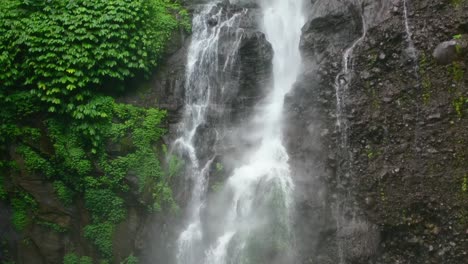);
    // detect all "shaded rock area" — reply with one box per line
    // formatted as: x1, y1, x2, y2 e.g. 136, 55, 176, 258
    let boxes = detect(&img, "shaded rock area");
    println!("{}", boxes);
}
0, 136, 149, 264
287, 0, 468, 263
345, 0, 468, 263
285, 0, 391, 263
